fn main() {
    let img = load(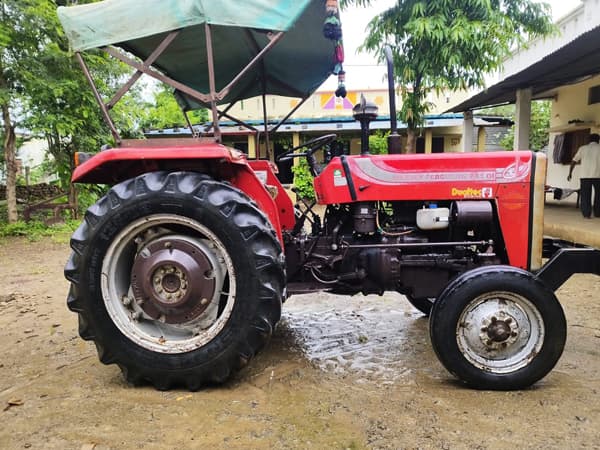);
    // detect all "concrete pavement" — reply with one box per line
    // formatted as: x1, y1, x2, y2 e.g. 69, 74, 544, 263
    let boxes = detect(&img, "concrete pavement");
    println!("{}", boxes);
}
544, 201, 600, 248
